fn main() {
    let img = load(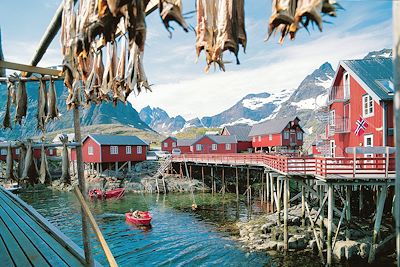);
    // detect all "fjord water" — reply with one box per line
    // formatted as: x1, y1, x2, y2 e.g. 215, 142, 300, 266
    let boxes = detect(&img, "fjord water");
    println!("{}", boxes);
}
20, 191, 270, 266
